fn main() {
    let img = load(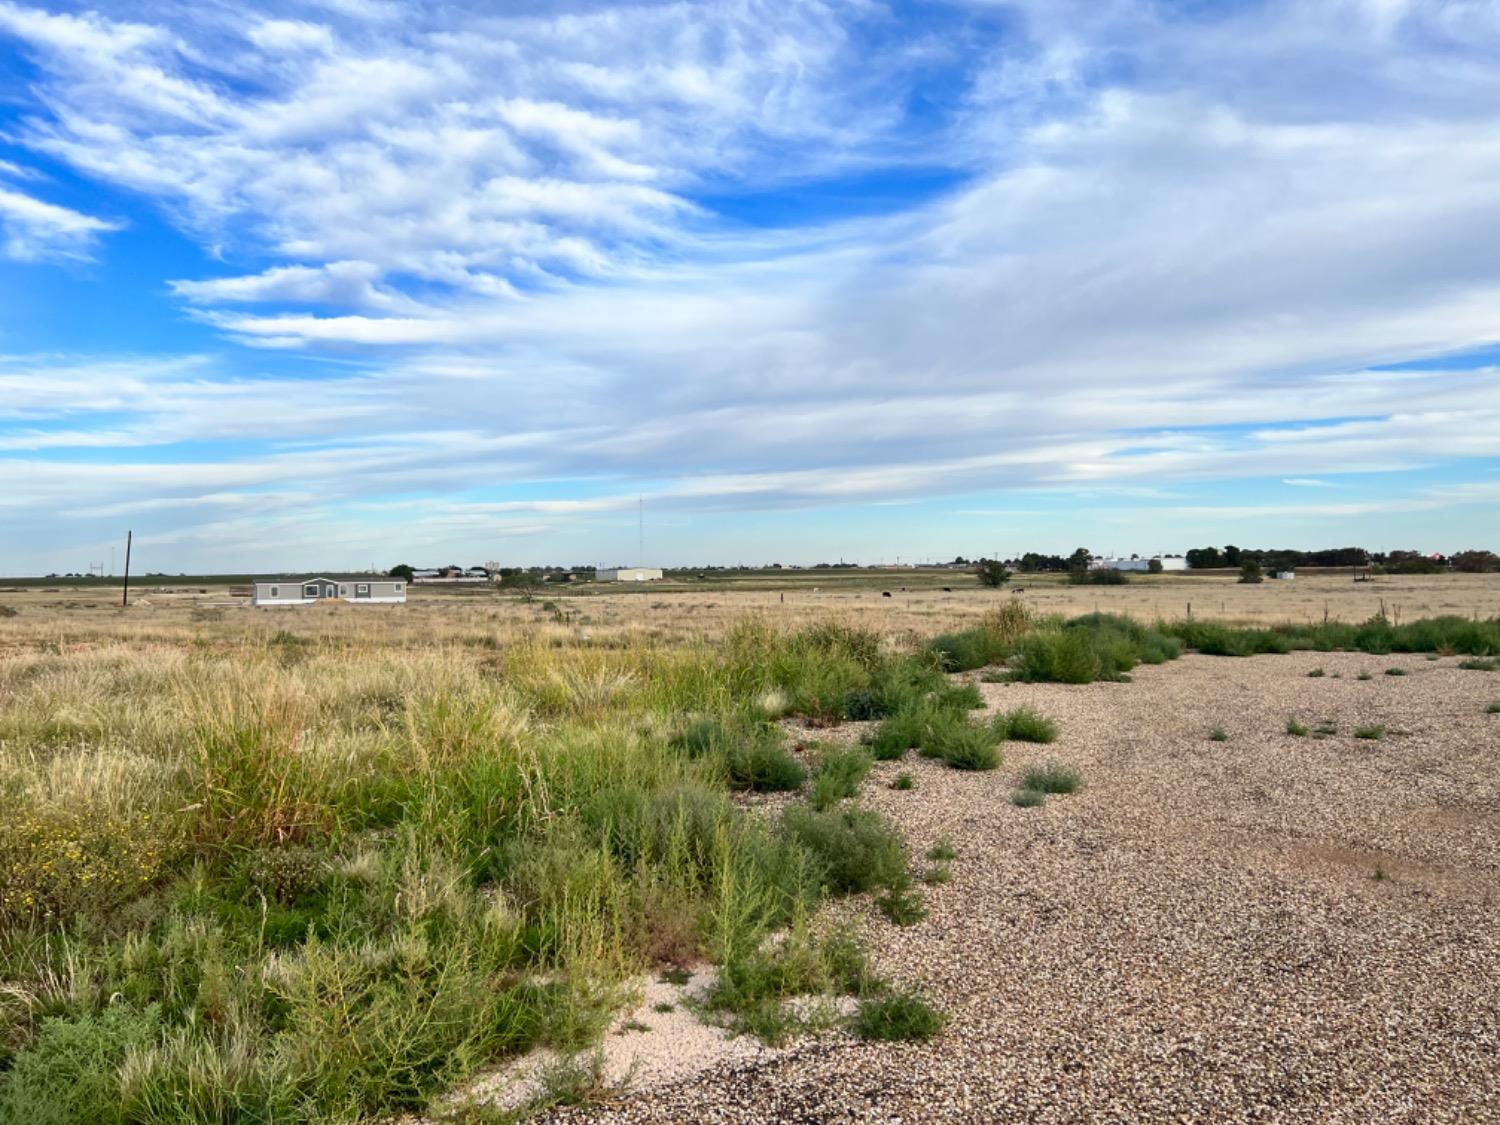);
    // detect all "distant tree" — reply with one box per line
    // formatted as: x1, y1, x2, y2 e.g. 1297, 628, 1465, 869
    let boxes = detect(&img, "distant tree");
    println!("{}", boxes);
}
1238, 558, 1264, 584
501, 572, 542, 599
1148, 558, 1164, 574
1223, 545, 1243, 567
1386, 555, 1441, 575
976, 559, 1011, 588
1067, 547, 1093, 573
388, 563, 415, 580
1069, 567, 1127, 585
1186, 547, 1223, 569
1451, 550, 1500, 573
